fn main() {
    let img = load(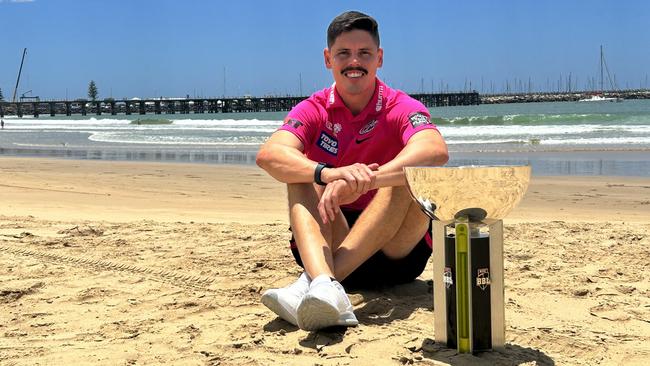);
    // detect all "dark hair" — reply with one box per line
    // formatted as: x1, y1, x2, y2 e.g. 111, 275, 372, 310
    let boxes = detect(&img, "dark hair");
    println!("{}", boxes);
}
327, 11, 380, 48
